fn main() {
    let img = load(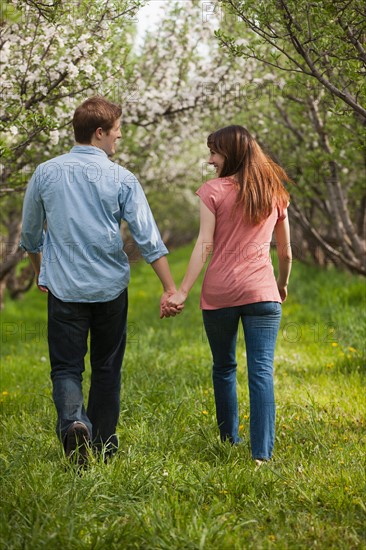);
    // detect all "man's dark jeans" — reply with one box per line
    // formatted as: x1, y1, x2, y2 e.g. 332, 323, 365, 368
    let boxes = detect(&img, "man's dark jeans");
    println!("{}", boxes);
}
48, 289, 128, 454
